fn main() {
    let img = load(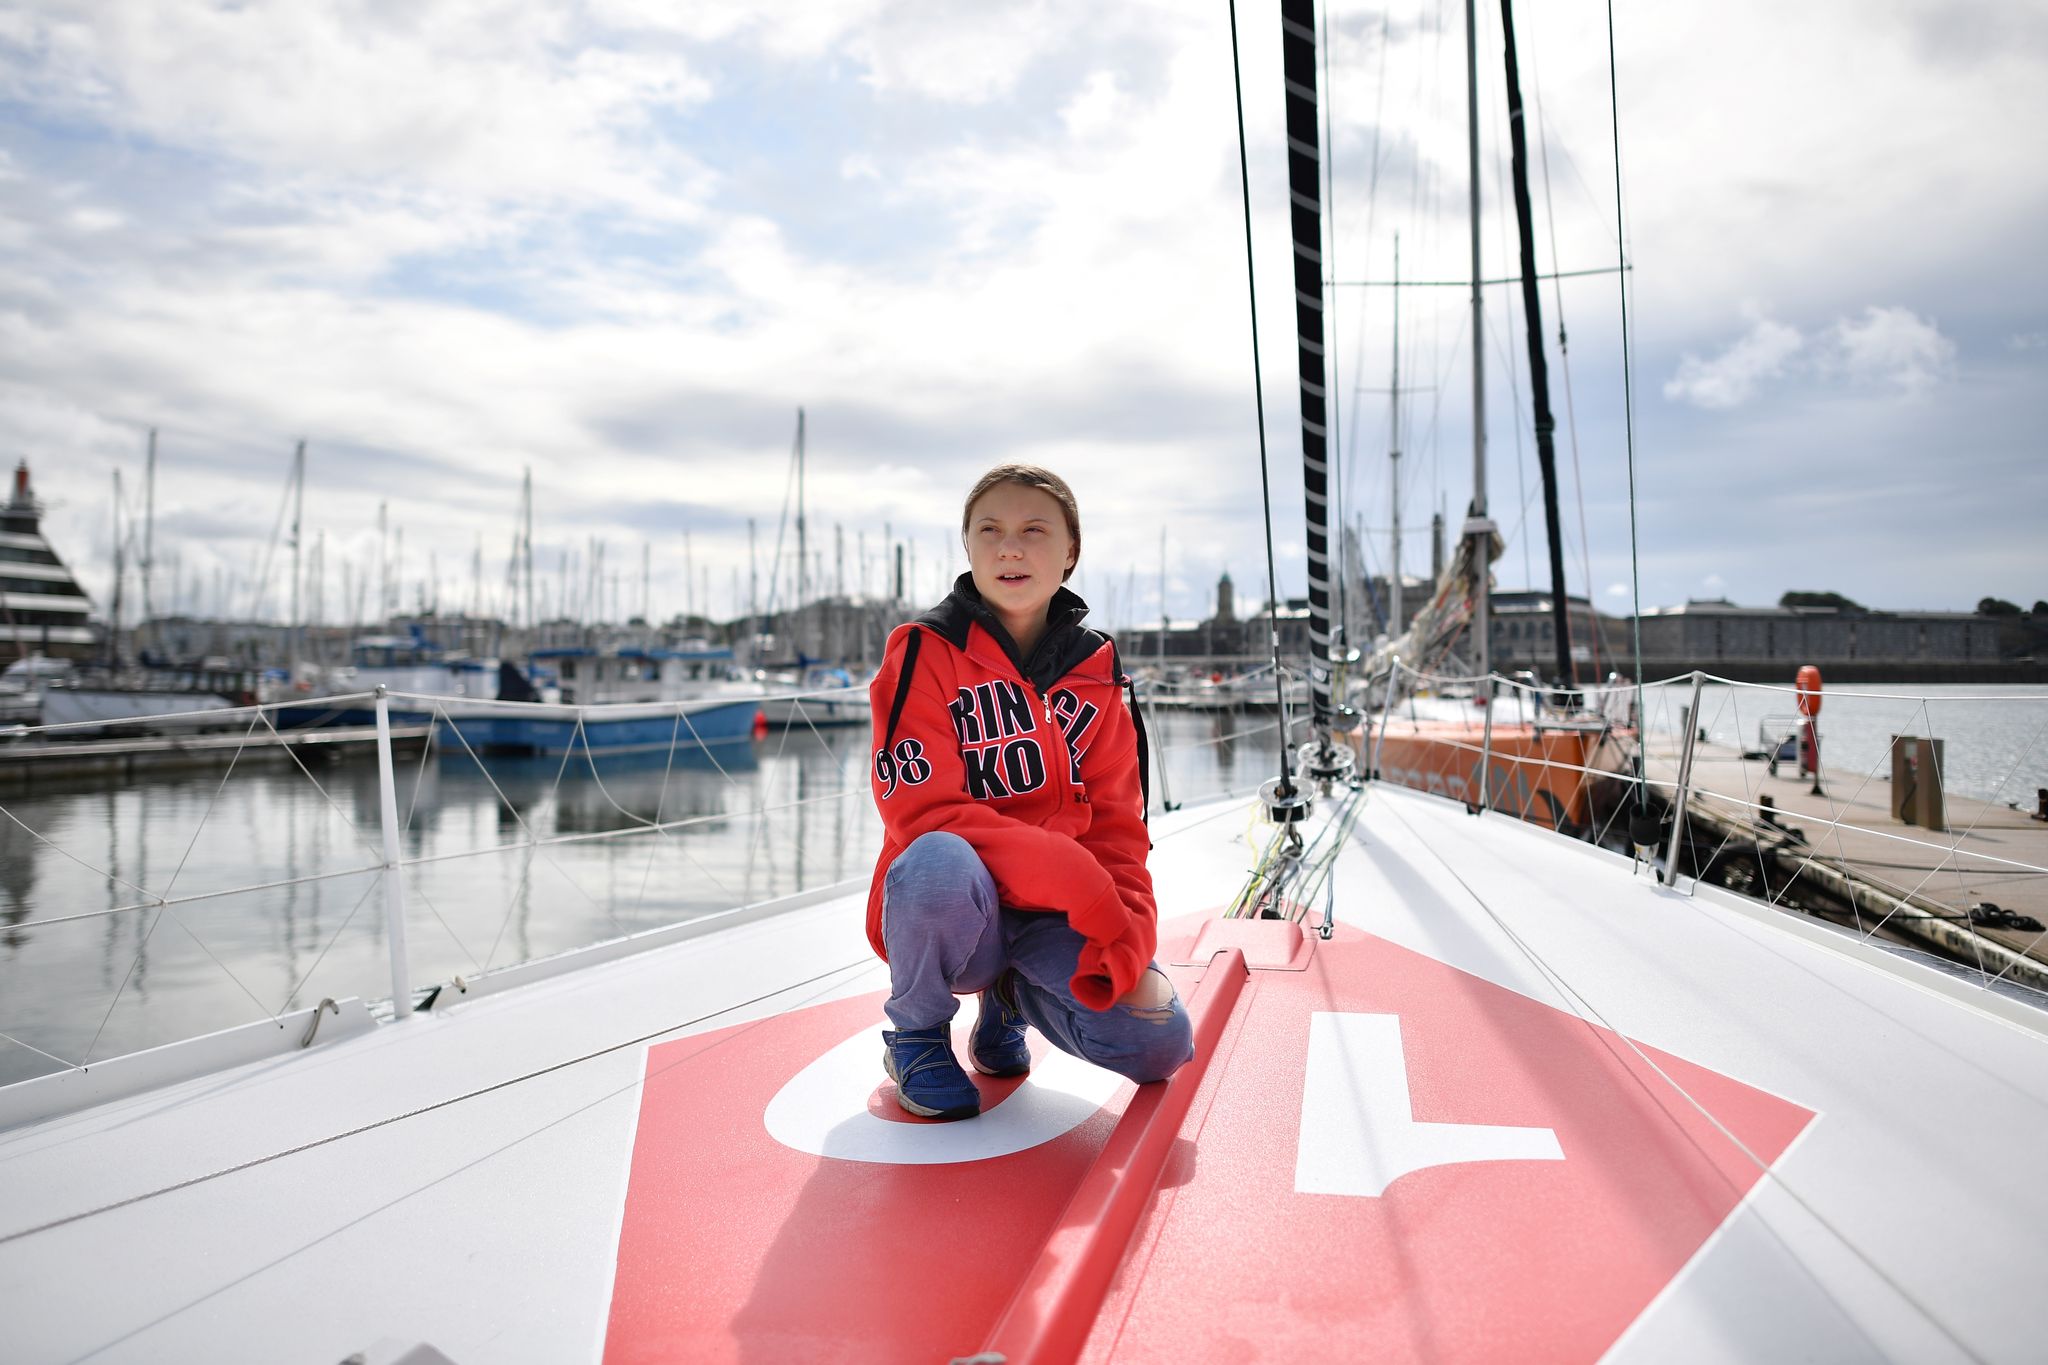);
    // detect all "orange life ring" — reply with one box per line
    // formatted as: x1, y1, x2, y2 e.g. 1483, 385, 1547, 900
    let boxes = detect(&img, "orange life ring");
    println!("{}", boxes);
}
1795, 664, 1822, 717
